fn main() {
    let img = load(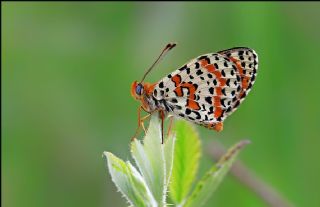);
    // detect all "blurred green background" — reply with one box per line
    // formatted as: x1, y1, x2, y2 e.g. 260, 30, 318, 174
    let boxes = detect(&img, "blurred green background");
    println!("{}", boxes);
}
3, 2, 320, 207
